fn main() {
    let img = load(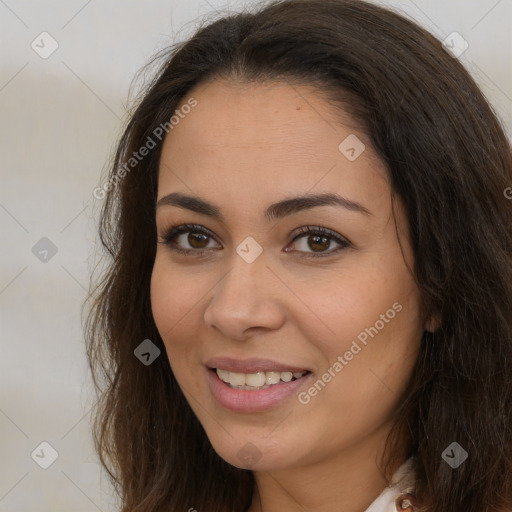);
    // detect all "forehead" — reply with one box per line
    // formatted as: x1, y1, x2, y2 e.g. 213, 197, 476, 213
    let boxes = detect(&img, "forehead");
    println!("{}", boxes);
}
157, 79, 389, 211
